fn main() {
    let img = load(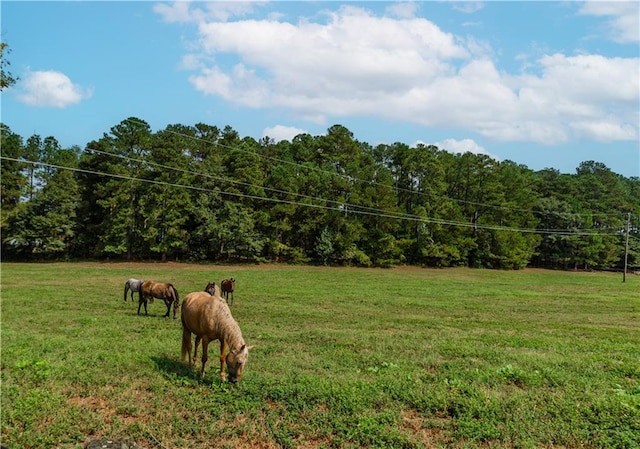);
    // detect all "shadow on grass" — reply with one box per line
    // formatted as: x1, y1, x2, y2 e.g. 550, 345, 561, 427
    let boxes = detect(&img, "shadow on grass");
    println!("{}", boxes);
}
124, 310, 174, 318
151, 355, 233, 388
151, 355, 194, 379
